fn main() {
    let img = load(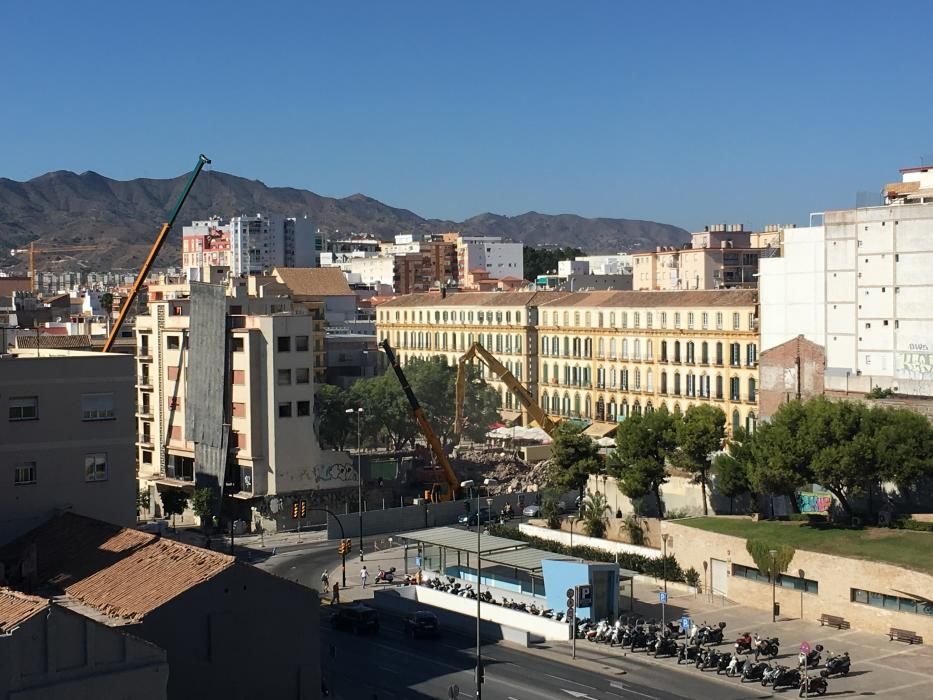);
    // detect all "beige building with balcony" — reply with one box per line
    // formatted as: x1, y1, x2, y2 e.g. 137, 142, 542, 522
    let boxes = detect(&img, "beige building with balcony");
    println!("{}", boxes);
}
375, 289, 760, 434
376, 291, 571, 422
135, 271, 354, 532
537, 290, 760, 434
0, 349, 136, 544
